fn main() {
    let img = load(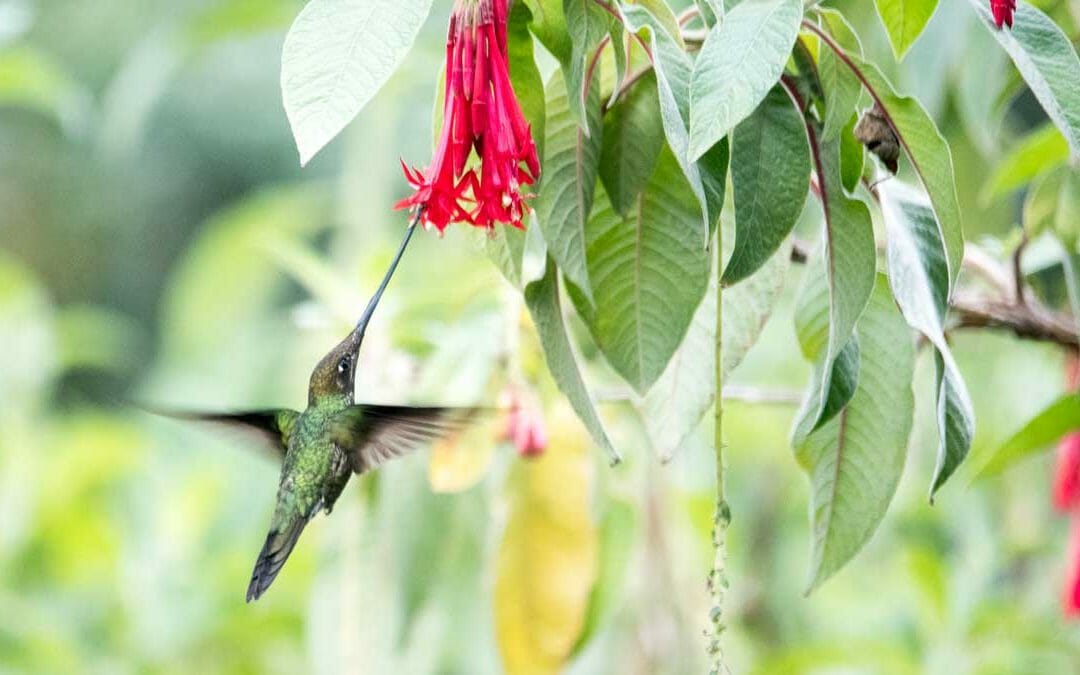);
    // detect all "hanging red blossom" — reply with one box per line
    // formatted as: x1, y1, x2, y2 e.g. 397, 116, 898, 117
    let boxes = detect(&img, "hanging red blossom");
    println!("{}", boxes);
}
1053, 353, 1080, 616
396, 0, 540, 232
990, 0, 1016, 28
